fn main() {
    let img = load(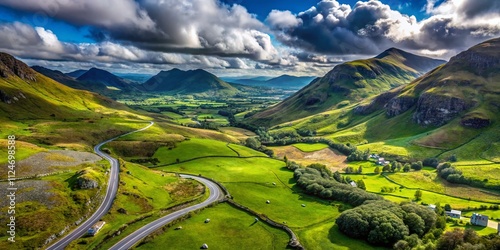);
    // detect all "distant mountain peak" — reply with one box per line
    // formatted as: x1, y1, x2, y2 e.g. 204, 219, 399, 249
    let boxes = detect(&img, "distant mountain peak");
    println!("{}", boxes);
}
0, 52, 36, 81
